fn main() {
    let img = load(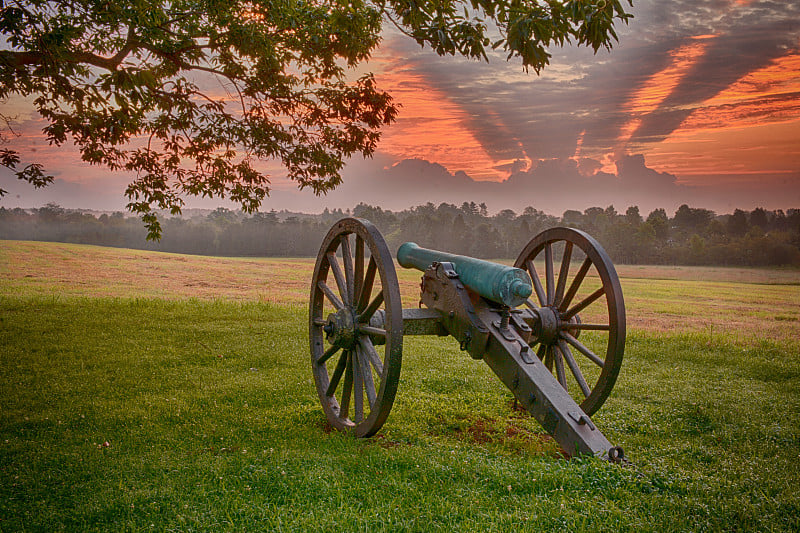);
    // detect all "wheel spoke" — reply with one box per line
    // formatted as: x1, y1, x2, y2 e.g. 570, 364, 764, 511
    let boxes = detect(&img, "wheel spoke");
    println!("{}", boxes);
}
339, 350, 354, 419
553, 344, 568, 389
560, 257, 592, 312
358, 325, 386, 338
354, 235, 364, 307
312, 317, 327, 326
318, 280, 344, 310
526, 260, 546, 307
554, 241, 573, 307
544, 346, 554, 372
545, 242, 555, 306
562, 287, 605, 320
355, 345, 377, 408
317, 344, 340, 366
327, 251, 349, 305
561, 331, 605, 368
359, 337, 384, 375
357, 256, 377, 313
360, 291, 384, 323
560, 323, 610, 331
536, 343, 547, 361
353, 349, 363, 423
558, 340, 591, 398
325, 349, 349, 397
341, 234, 355, 306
